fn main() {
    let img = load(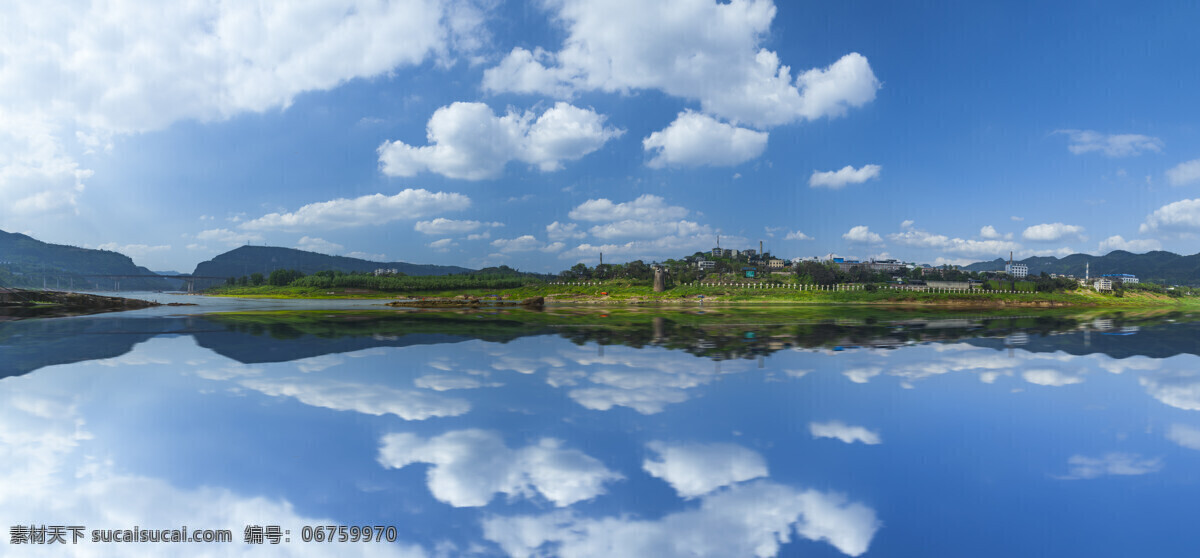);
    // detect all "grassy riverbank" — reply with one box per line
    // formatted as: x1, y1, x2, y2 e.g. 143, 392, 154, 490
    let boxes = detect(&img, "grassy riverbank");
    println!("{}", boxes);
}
203, 282, 1200, 309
